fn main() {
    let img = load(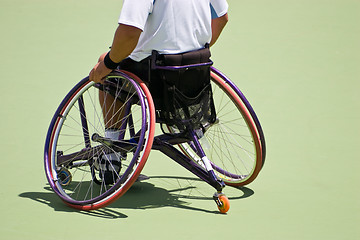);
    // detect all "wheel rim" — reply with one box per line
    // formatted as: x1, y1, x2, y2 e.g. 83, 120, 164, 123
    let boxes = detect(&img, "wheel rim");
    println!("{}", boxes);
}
44, 72, 154, 208
177, 71, 263, 186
